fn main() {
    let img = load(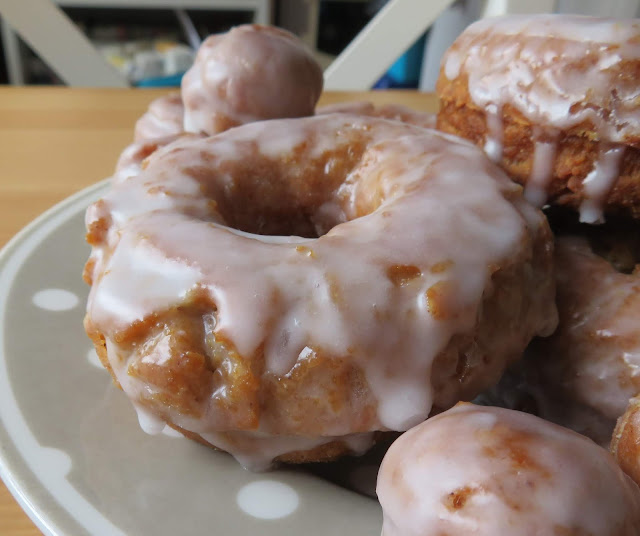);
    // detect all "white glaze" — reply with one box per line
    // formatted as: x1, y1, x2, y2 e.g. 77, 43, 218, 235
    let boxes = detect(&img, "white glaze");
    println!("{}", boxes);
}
181, 25, 323, 135
316, 101, 436, 129
482, 103, 503, 163
377, 404, 640, 536
134, 92, 184, 142
112, 133, 200, 185
580, 145, 626, 223
524, 135, 557, 207
90, 233, 203, 328
134, 404, 167, 435
86, 114, 553, 466
443, 14, 640, 218
444, 15, 640, 139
